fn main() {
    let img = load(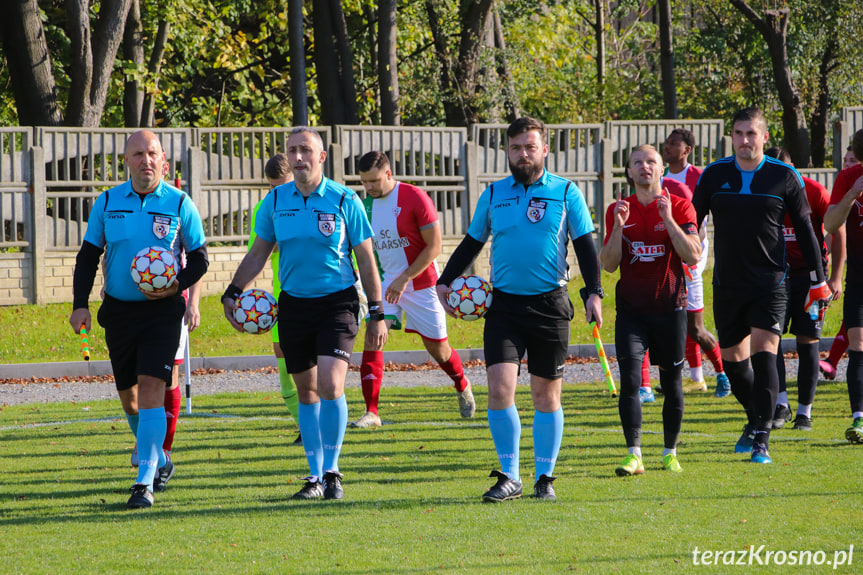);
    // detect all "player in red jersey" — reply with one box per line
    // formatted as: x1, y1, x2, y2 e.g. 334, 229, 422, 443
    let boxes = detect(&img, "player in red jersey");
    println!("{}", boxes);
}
819, 146, 861, 381
824, 129, 863, 443
663, 128, 729, 397
353, 151, 476, 428
600, 145, 701, 475
764, 147, 842, 431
